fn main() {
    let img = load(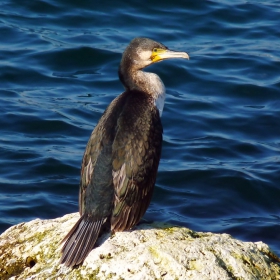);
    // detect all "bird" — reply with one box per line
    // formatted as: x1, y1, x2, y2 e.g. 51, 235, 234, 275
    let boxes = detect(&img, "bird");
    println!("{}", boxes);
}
60, 37, 189, 267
